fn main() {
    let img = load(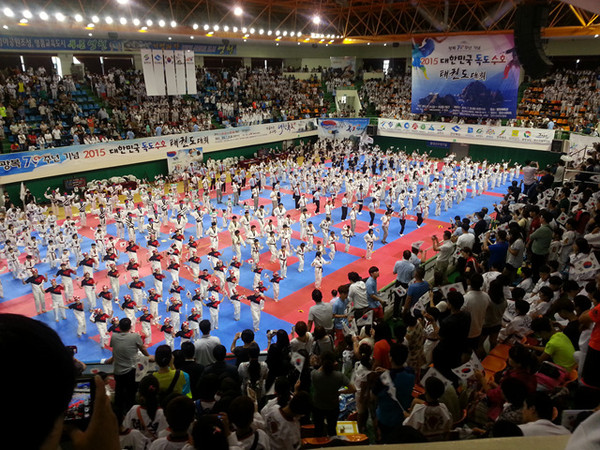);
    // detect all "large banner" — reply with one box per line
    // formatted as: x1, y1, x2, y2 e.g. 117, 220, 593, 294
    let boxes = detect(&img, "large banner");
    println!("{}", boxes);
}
411, 34, 520, 118
330, 56, 356, 74
318, 118, 369, 139
0, 119, 317, 184
144, 49, 195, 96
569, 133, 600, 166
378, 118, 555, 149
167, 148, 204, 174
